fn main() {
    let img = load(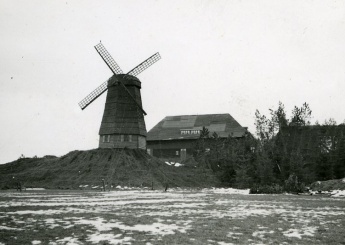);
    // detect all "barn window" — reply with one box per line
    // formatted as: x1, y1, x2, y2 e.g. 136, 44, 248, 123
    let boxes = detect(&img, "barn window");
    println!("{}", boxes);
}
102, 135, 110, 143
176, 151, 179, 156
129, 135, 132, 142
120, 135, 124, 142
181, 130, 192, 135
